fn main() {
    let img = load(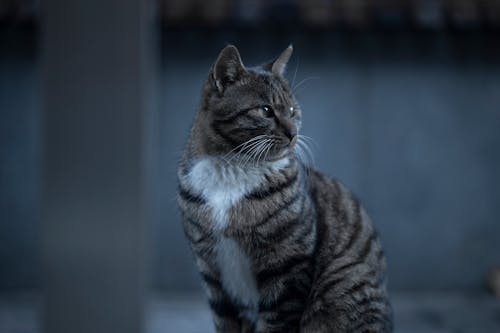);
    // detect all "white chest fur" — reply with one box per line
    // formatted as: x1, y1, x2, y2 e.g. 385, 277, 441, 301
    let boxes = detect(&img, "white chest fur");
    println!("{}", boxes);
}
184, 157, 289, 314
185, 157, 289, 230
186, 158, 266, 230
